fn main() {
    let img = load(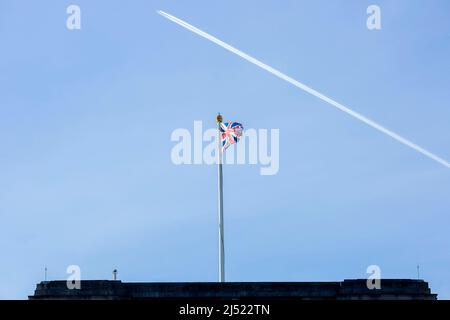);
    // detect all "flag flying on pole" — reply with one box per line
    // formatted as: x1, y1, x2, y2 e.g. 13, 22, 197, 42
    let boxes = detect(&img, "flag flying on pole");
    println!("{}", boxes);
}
216, 115, 242, 282
220, 121, 244, 151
